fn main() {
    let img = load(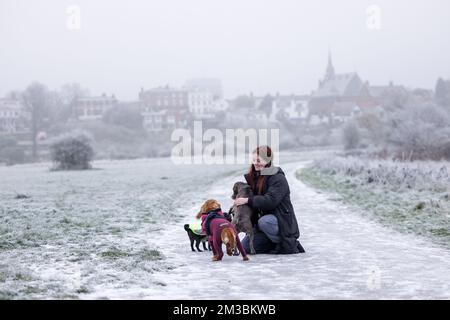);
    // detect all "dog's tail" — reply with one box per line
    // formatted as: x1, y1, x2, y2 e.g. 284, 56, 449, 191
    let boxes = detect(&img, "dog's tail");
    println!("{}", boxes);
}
221, 228, 237, 256
184, 224, 190, 231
